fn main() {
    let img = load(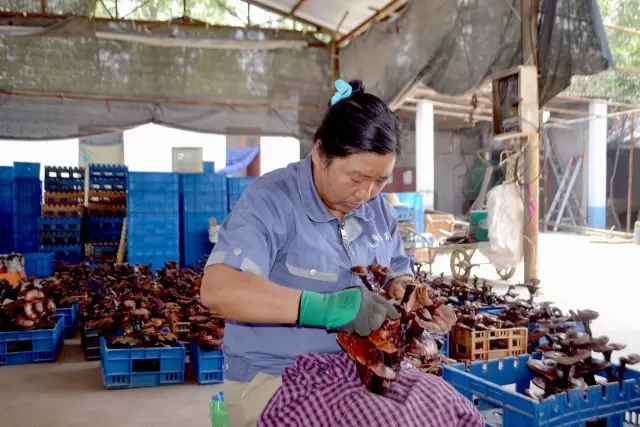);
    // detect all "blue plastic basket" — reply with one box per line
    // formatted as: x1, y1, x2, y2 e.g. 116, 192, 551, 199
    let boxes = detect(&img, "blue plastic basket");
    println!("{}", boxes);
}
100, 337, 186, 389
54, 301, 79, 339
443, 352, 640, 427
22, 252, 54, 278
190, 341, 224, 385
0, 316, 64, 366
